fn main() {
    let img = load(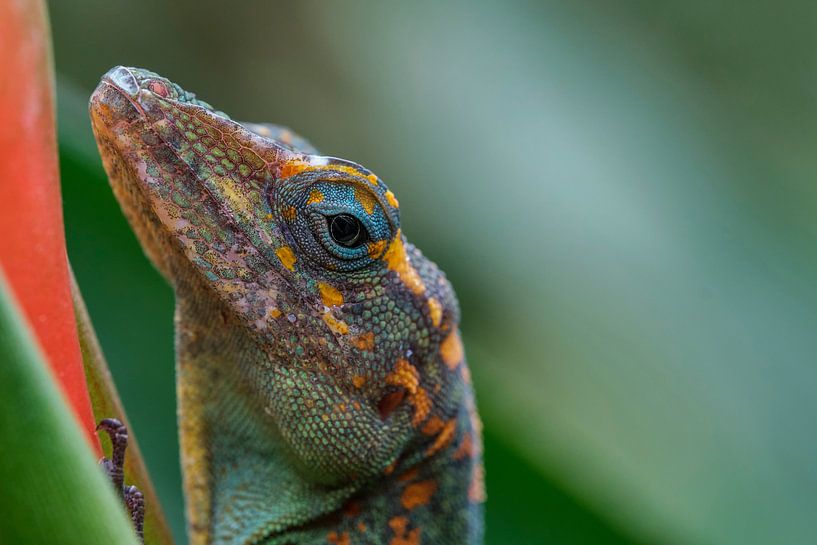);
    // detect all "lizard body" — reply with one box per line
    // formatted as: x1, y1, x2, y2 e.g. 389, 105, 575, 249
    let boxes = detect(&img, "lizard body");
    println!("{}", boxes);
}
89, 66, 484, 545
